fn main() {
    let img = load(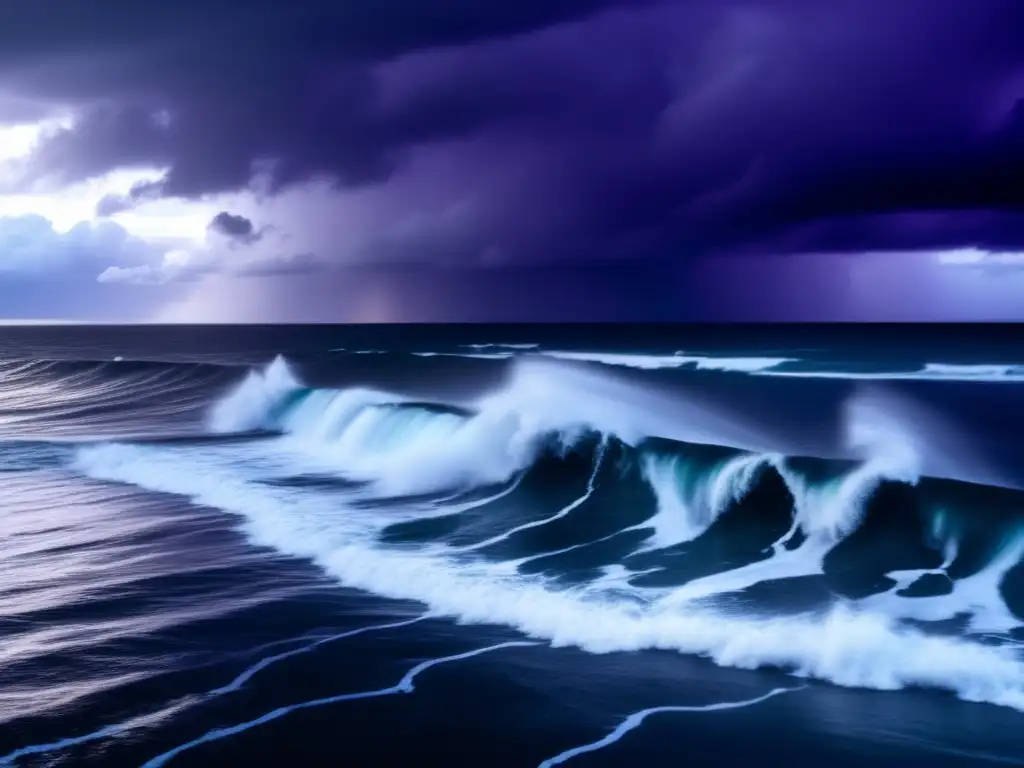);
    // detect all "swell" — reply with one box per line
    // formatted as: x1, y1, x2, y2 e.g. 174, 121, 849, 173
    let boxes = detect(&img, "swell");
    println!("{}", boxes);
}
0, 359, 242, 439
0, 358, 247, 413
0, 358, 247, 379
